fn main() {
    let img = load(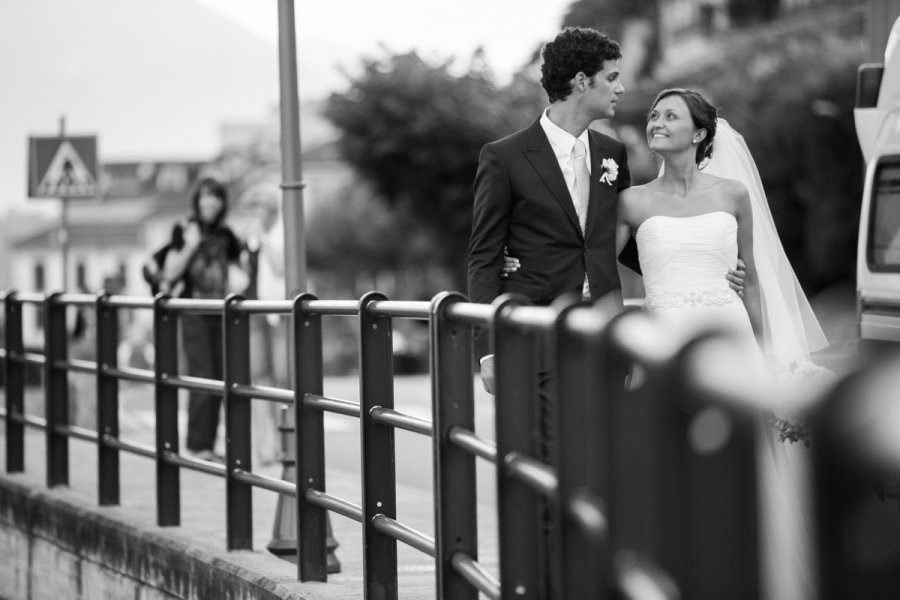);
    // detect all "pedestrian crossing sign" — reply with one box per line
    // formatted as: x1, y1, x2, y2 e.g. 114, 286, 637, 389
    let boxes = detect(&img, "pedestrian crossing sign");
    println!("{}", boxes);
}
28, 136, 98, 198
